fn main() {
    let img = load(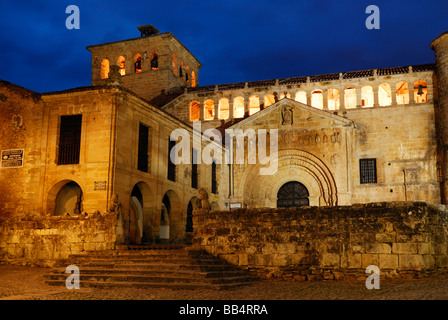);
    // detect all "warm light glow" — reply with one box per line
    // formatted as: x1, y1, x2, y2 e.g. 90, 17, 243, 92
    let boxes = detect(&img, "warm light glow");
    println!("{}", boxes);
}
396, 81, 409, 105
311, 90, 323, 109
264, 94, 275, 107
172, 54, 177, 76
191, 71, 197, 87
279, 92, 291, 99
134, 54, 142, 73
378, 83, 392, 106
218, 98, 229, 119
361, 86, 374, 108
295, 91, 307, 104
328, 88, 339, 110
204, 100, 215, 120
117, 56, 126, 76
344, 87, 357, 109
100, 59, 110, 79
249, 95, 260, 115
234, 96, 244, 118
190, 101, 200, 121
414, 80, 428, 103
